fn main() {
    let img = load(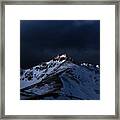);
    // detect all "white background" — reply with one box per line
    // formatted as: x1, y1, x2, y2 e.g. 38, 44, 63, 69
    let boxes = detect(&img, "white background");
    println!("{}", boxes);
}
5, 5, 115, 115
